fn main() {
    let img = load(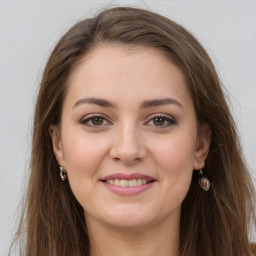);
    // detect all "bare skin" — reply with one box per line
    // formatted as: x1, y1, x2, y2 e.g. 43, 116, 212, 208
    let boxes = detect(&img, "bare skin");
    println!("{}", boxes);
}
50, 45, 211, 256
87, 212, 179, 256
